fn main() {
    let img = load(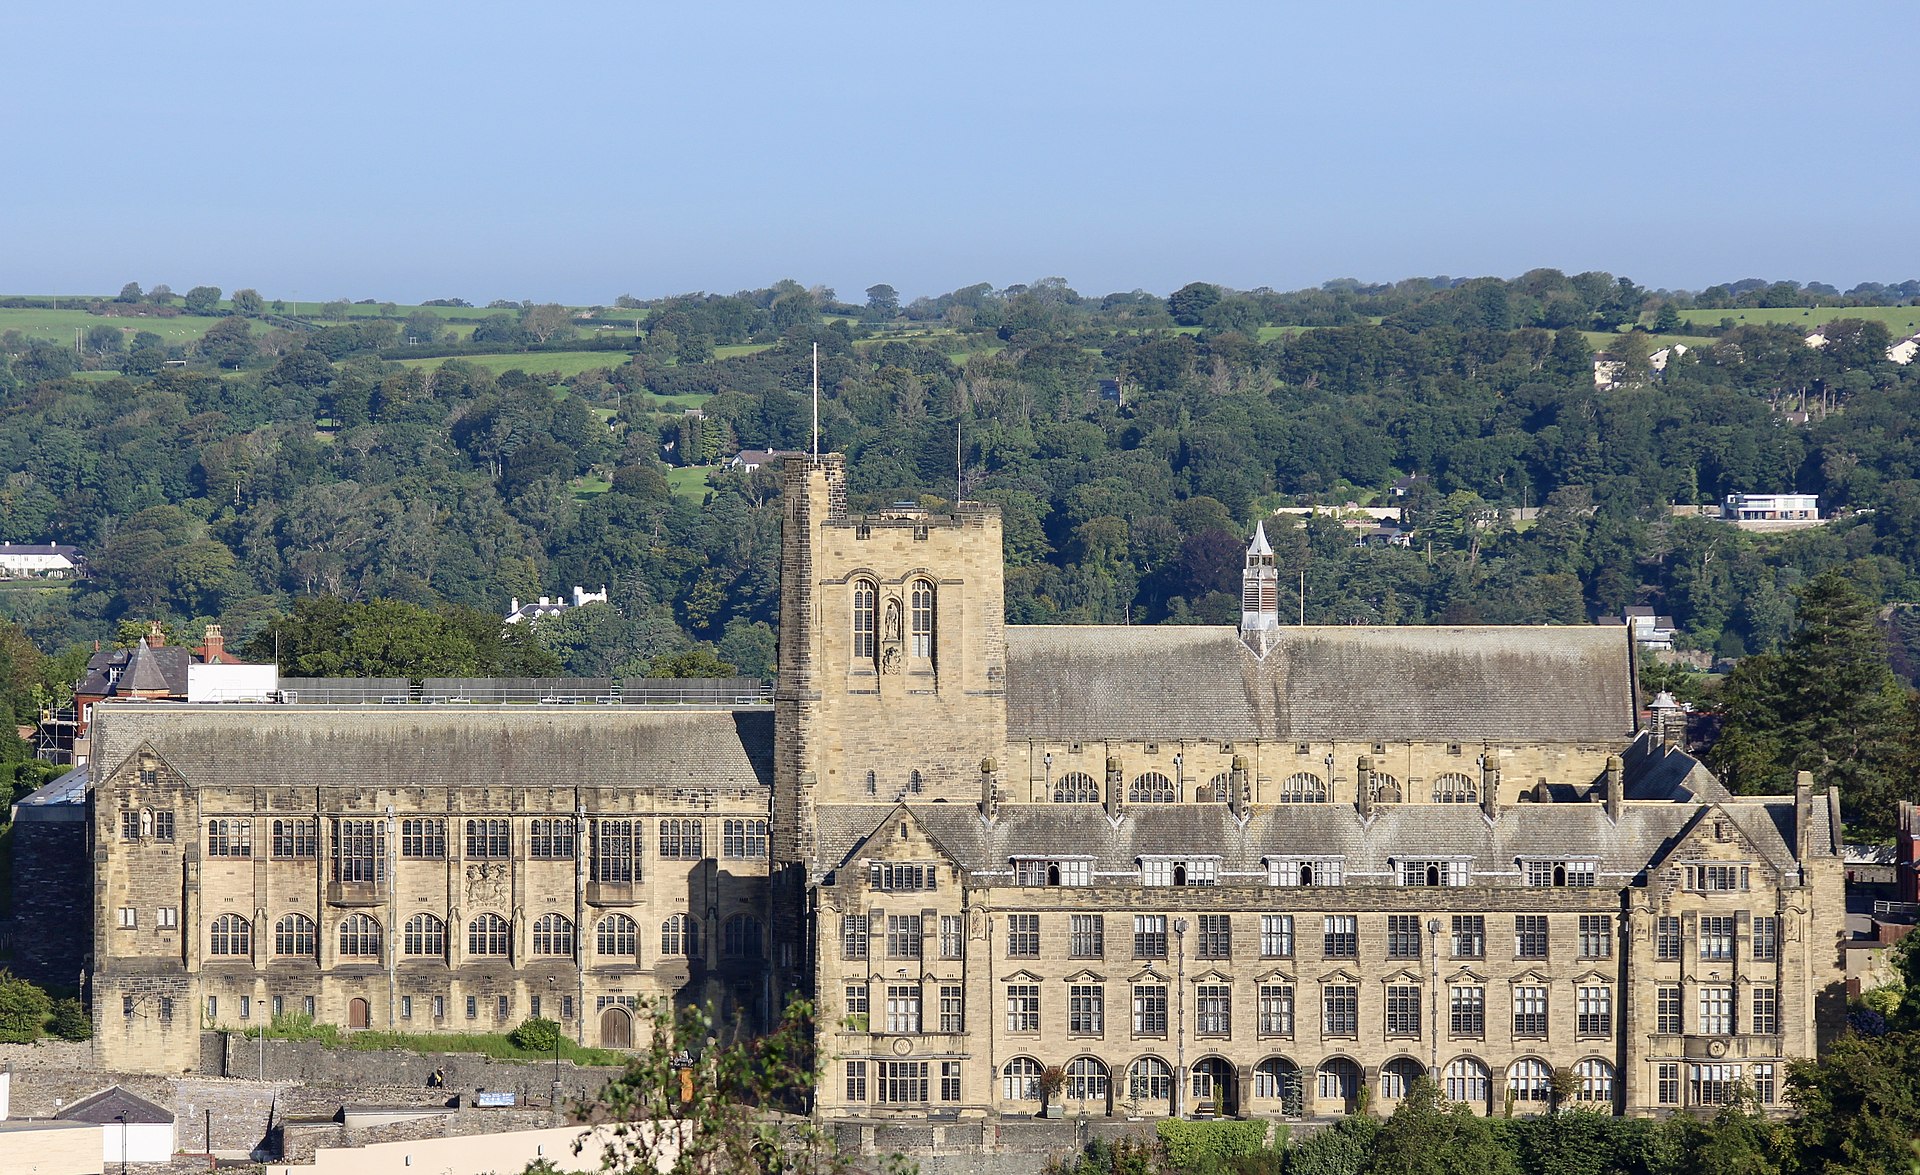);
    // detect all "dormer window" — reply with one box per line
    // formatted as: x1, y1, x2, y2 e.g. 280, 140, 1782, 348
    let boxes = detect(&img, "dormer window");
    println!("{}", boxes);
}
1267, 857, 1343, 887
1522, 859, 1596, 888
1140, 857, 1218, 887
1398, 859, 1471, 887
1012, 857, 1091, 887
